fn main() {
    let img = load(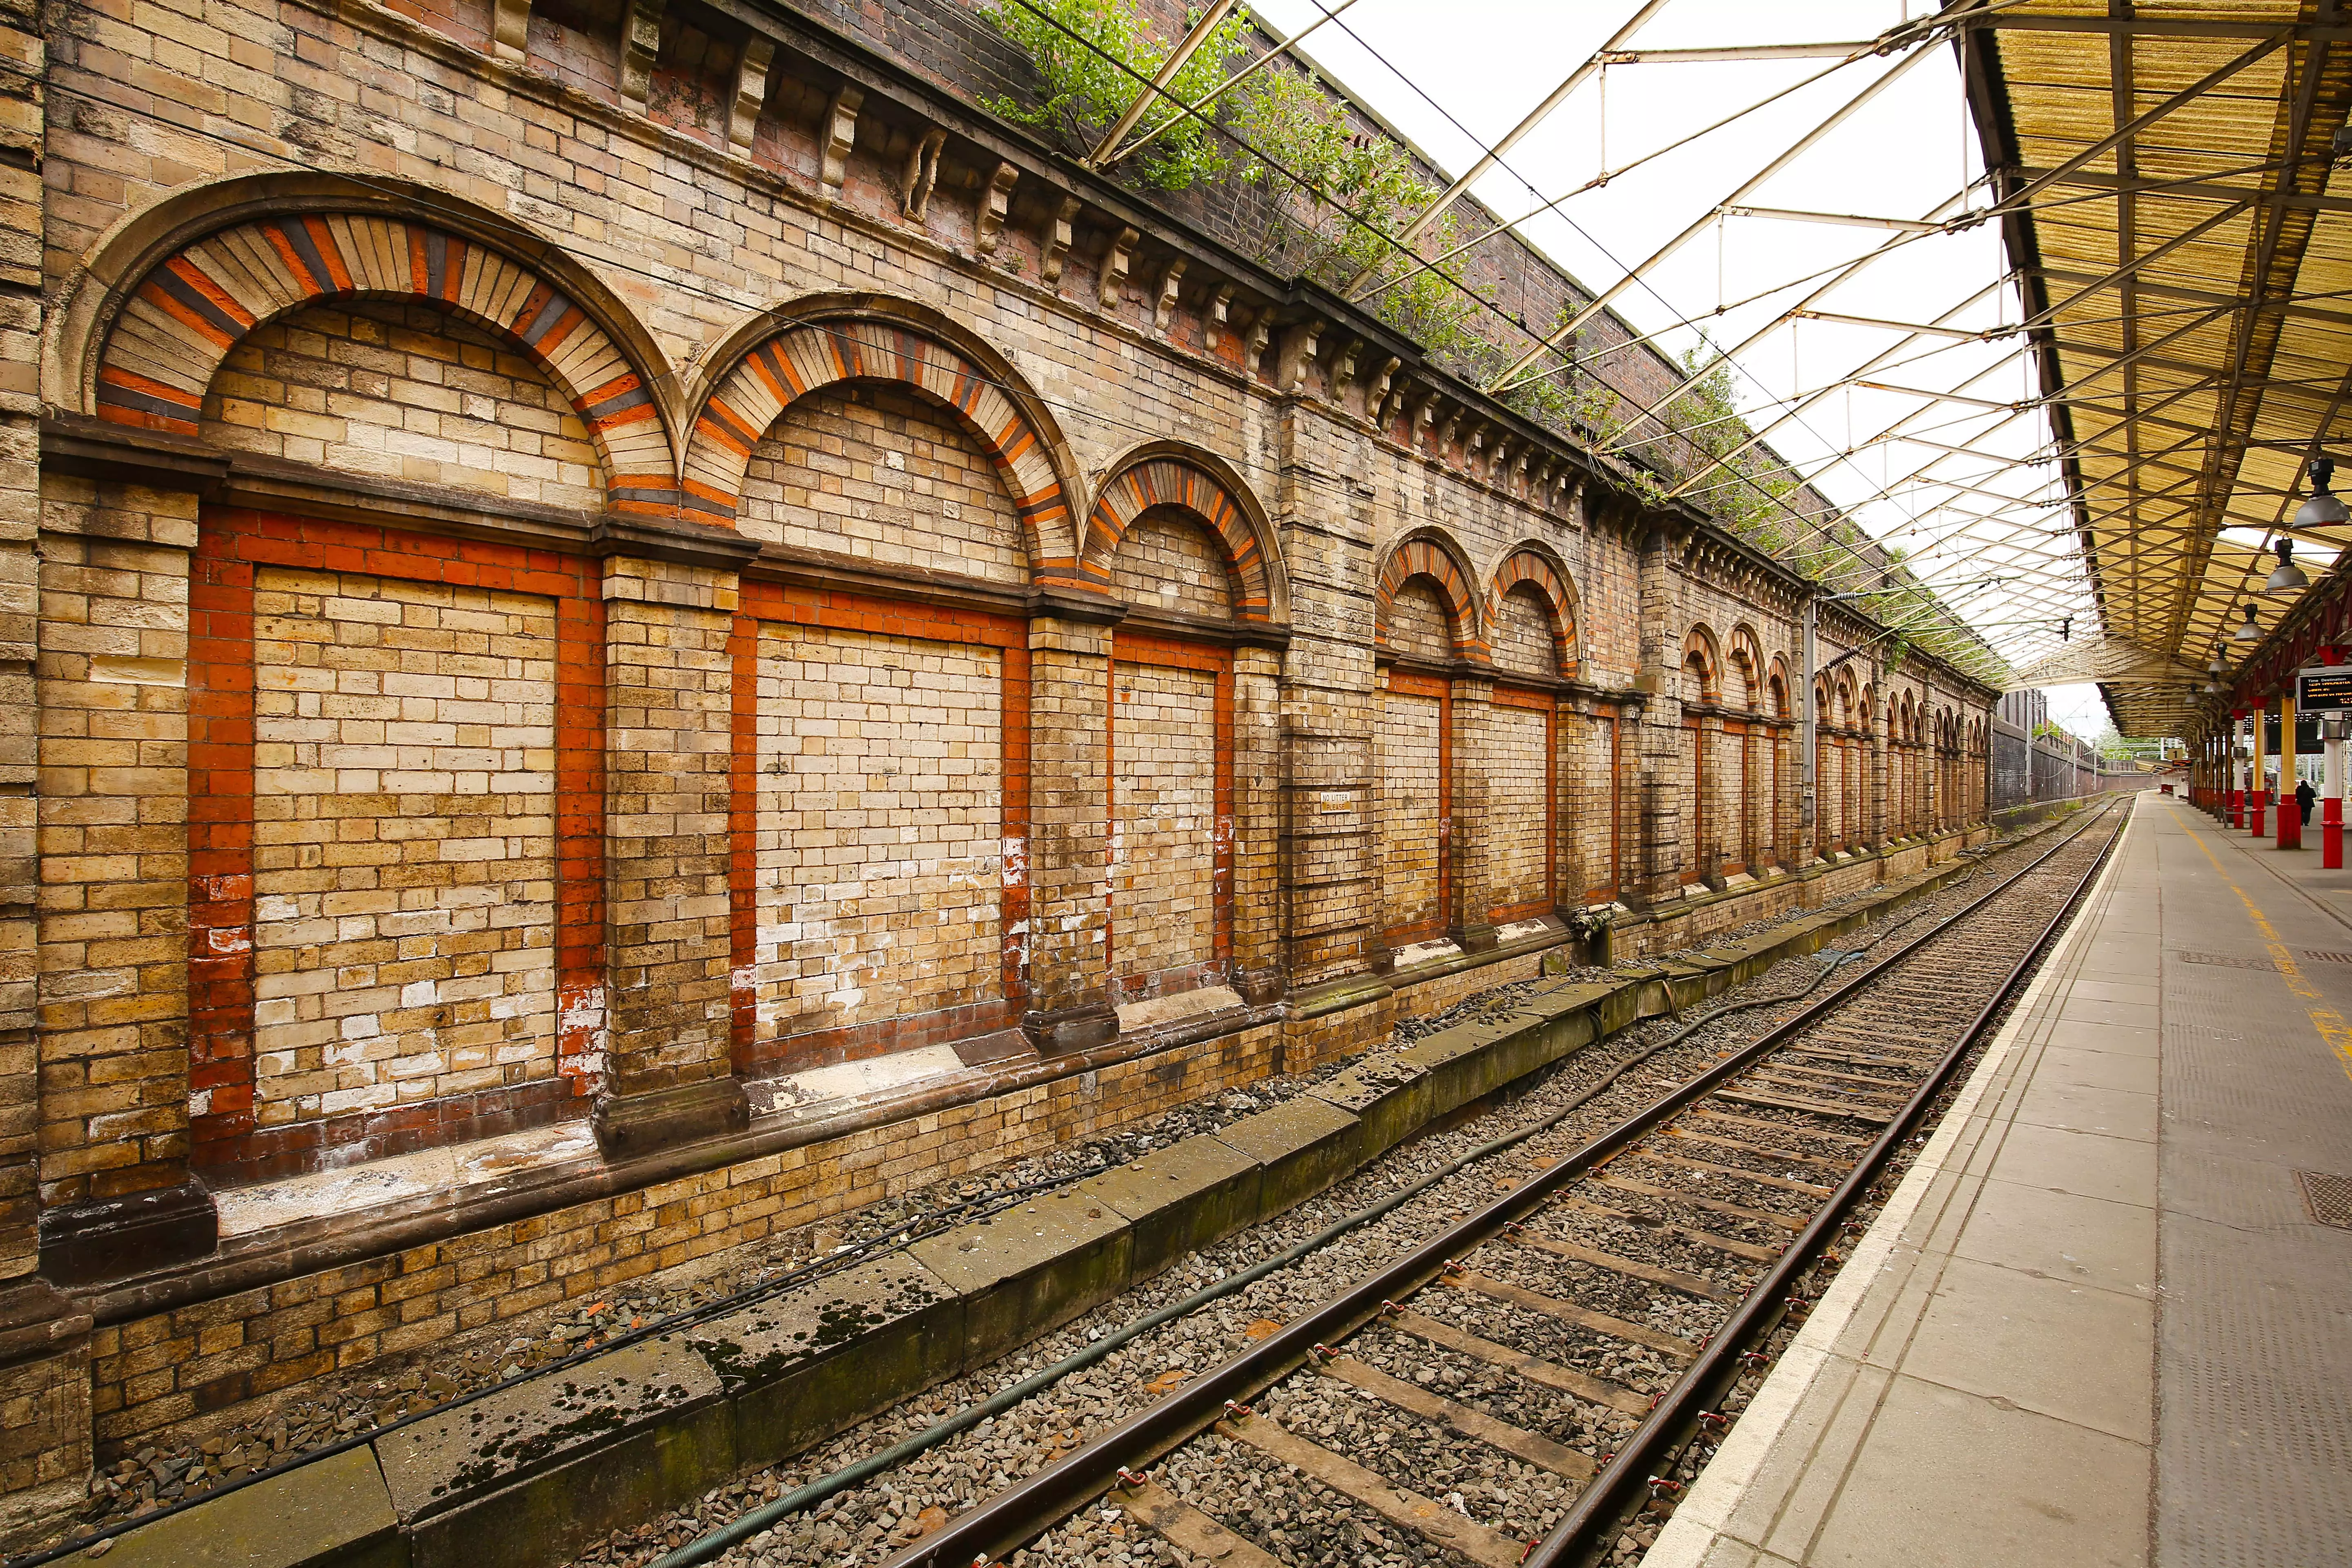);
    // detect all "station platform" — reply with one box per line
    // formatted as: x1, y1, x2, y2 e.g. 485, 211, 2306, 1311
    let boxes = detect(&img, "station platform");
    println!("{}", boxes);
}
1649, 791, 2352, 1568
